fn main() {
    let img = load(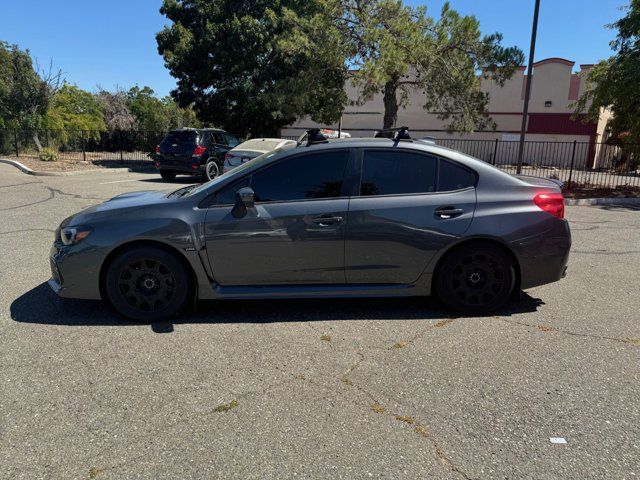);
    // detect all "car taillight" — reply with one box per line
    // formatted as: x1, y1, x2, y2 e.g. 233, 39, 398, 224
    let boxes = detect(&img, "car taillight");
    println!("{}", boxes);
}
534, 193, 565, 219
192, 145, 206, 157
155, 145, 160, 154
